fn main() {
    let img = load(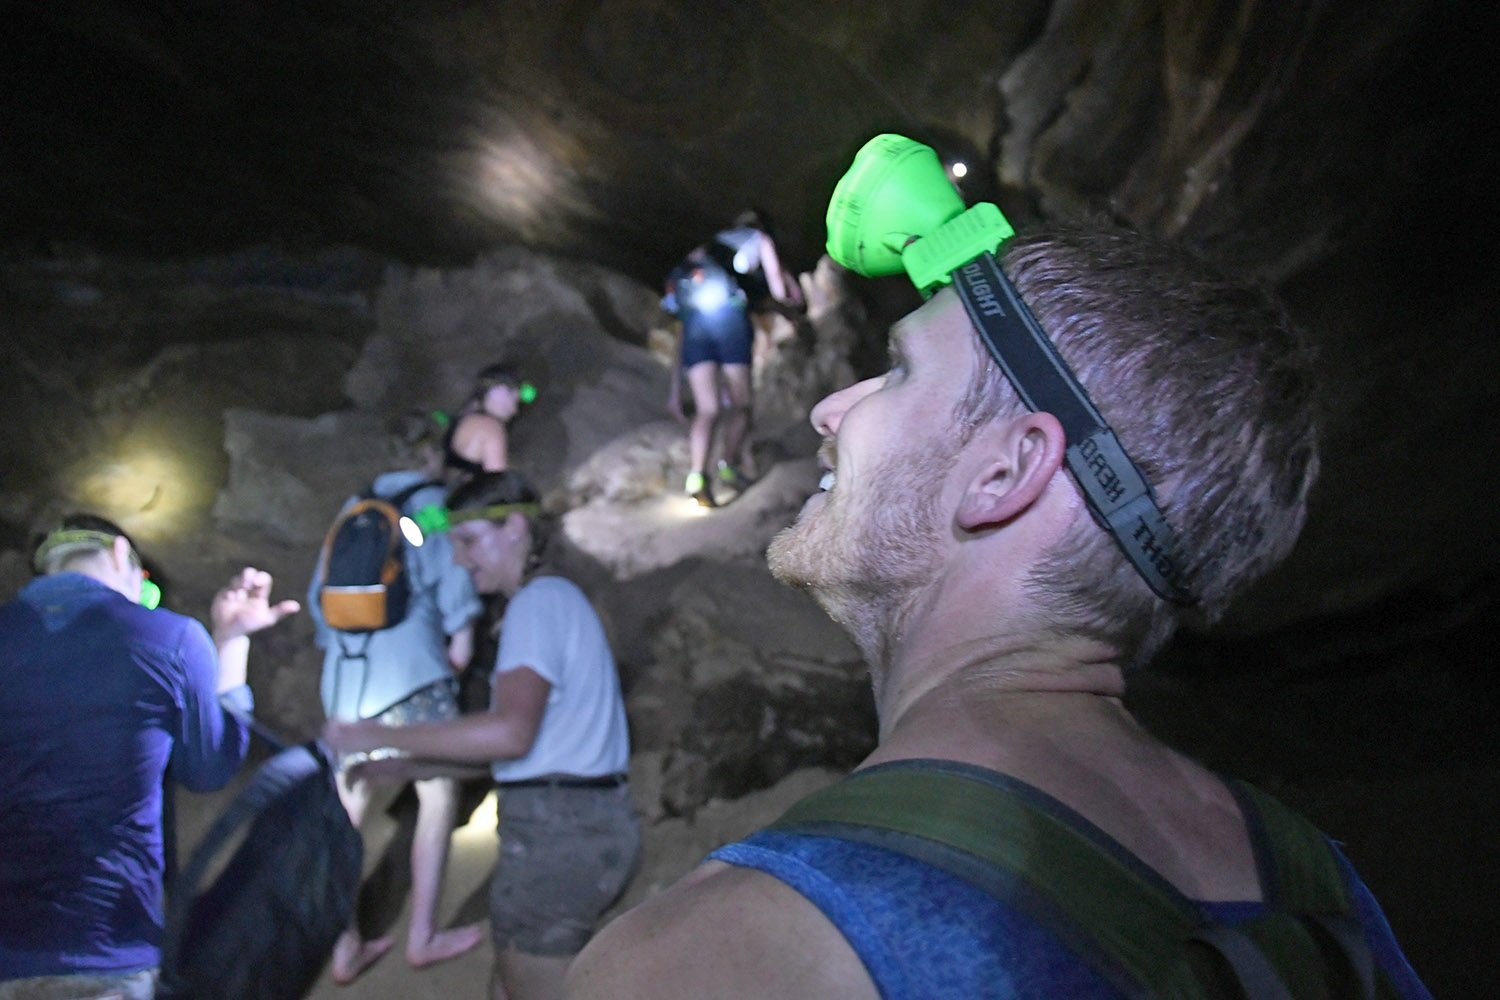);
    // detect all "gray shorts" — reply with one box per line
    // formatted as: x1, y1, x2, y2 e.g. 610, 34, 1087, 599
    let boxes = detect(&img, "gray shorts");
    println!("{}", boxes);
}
490, 782, 641, 956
